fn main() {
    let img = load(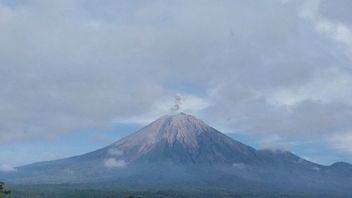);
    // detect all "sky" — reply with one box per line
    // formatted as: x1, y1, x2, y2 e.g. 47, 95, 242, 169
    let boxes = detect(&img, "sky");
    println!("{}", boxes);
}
1, 0, 352, 169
